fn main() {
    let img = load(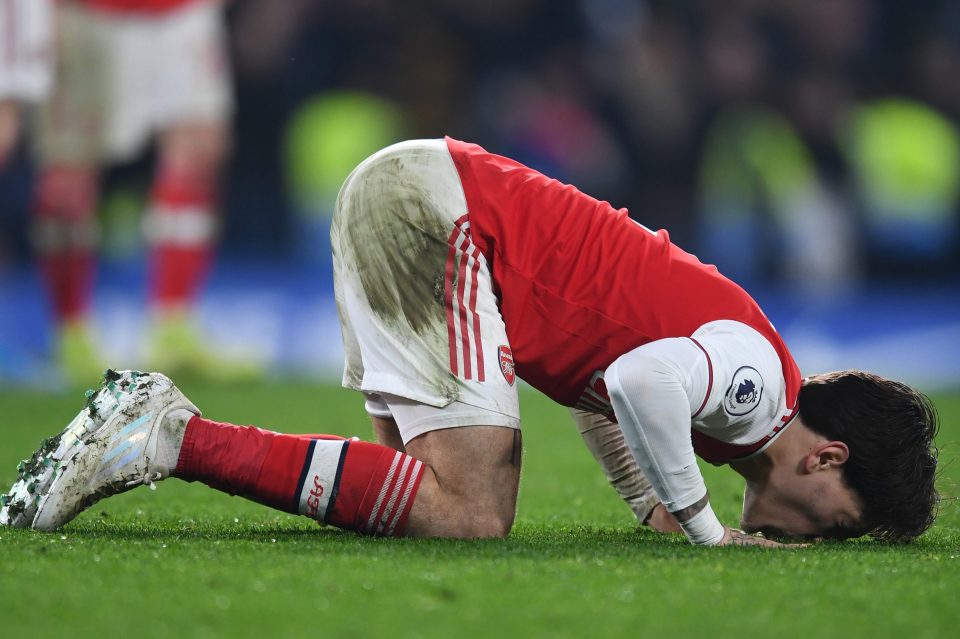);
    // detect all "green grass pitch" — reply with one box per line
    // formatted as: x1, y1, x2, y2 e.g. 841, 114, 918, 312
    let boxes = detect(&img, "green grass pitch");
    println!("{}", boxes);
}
1, 381, 958, 638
